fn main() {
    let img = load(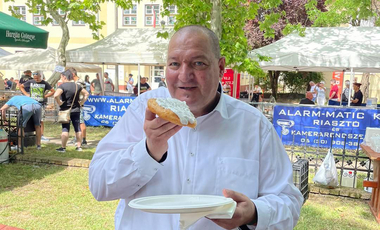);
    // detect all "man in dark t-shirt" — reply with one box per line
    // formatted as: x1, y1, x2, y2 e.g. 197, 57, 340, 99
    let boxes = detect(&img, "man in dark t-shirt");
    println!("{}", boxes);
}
135, 77, 151, 93
20, 71, 55, 142
19, 70, 33, 92
351, 83, 363, 106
